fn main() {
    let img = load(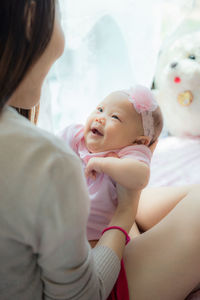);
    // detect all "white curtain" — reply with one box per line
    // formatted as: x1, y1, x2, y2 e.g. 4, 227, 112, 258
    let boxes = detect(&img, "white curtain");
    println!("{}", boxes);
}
38, 0, 198, 133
